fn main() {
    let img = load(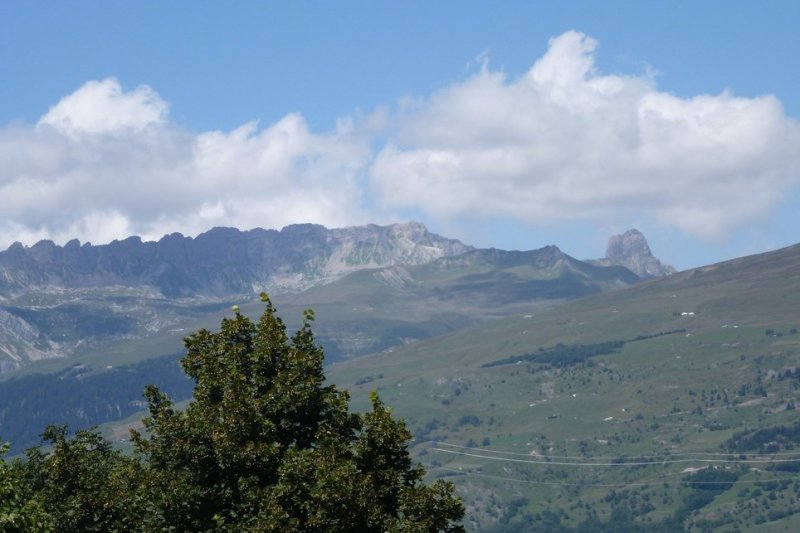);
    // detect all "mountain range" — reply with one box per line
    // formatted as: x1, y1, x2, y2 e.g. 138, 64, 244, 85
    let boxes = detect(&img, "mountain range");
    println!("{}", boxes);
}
0, 222, 469, 298
0, 222, 663, 372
